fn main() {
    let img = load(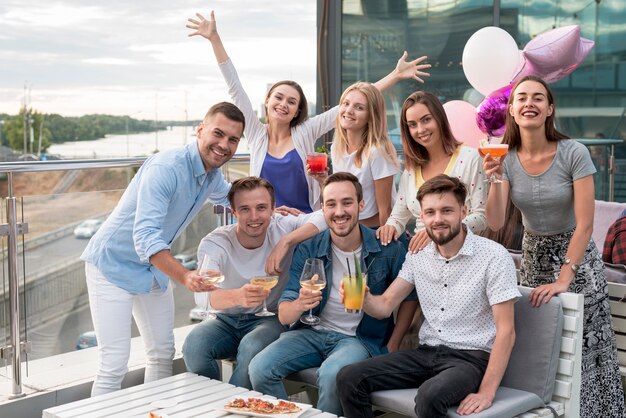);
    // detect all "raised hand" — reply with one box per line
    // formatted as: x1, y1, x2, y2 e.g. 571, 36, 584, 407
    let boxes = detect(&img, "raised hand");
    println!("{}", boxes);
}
395, 51, 431, 83
186, 10, 218, 40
